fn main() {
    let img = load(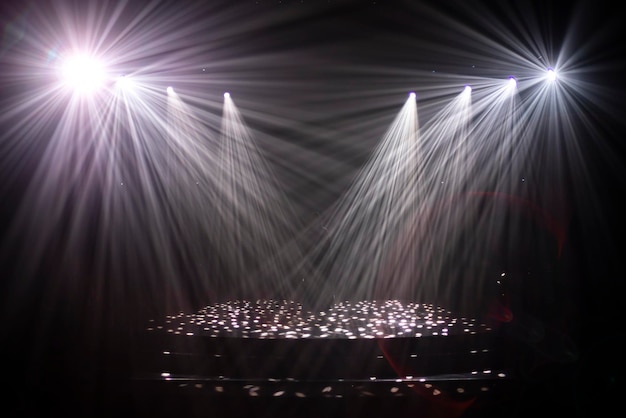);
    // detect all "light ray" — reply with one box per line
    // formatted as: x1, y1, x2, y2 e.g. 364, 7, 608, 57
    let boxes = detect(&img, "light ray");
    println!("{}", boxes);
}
0, 1, 620, 358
